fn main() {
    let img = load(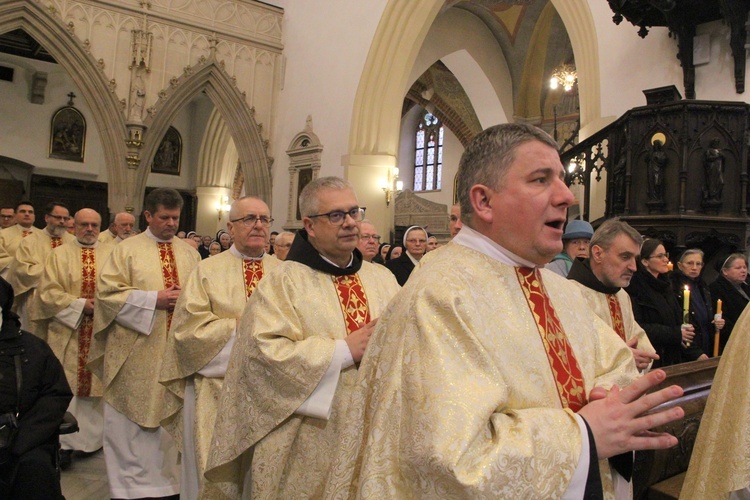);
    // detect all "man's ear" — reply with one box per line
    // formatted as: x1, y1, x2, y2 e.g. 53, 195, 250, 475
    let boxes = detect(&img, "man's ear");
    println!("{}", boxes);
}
303, 217, 314, 236
468, 184, 495, 224
591, 244, 604, 263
